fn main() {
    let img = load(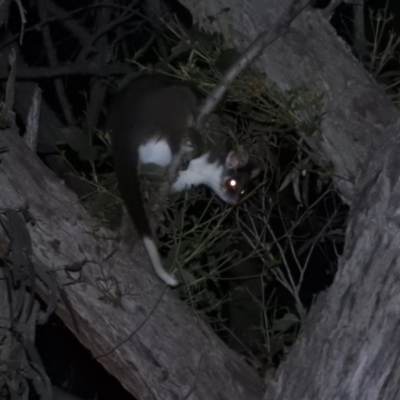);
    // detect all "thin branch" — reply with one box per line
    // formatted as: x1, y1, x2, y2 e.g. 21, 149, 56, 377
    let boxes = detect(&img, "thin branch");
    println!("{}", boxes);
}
85, 1, 110, 134
14, 0, 26, 44
0, 63, 131, 79
323, 0, 343, 18
352, 0, 366, 57
24, 84, 42, 152
37, 0, 75, 126
197, 0, 311, 126
0, 0, 12, 28
1, 47, 17, 127
77, 0, 140, 62
94, 285, 168, 359
46, 1, 92, 48
0, 3, 132, 53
